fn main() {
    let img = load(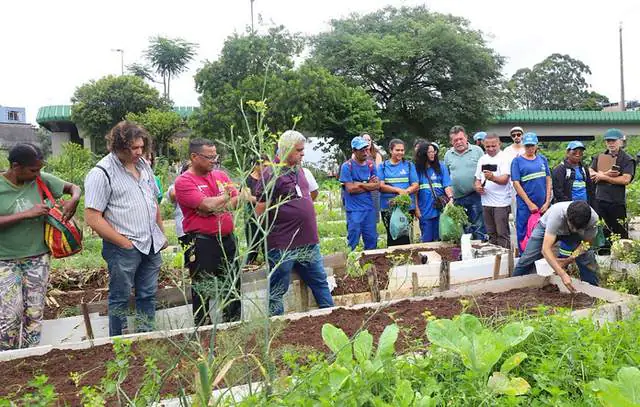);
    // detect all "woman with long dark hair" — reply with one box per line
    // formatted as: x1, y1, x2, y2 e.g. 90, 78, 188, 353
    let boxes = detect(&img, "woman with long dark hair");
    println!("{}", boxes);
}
414, 142, 453, 242
378, 139, 419, 246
